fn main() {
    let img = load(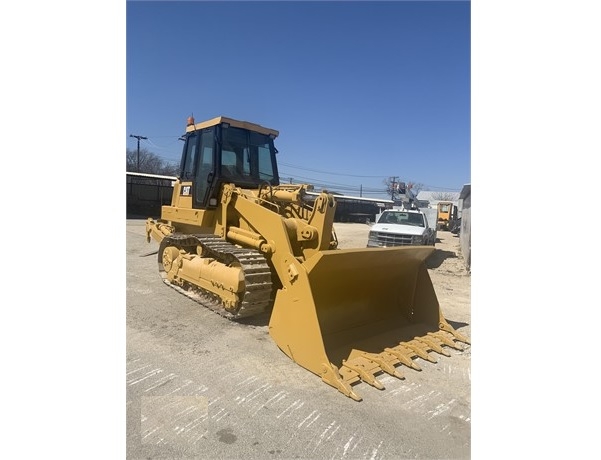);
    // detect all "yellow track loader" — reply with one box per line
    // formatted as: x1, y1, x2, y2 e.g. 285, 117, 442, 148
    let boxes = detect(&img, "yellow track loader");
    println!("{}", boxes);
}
145, 115, 470, 401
